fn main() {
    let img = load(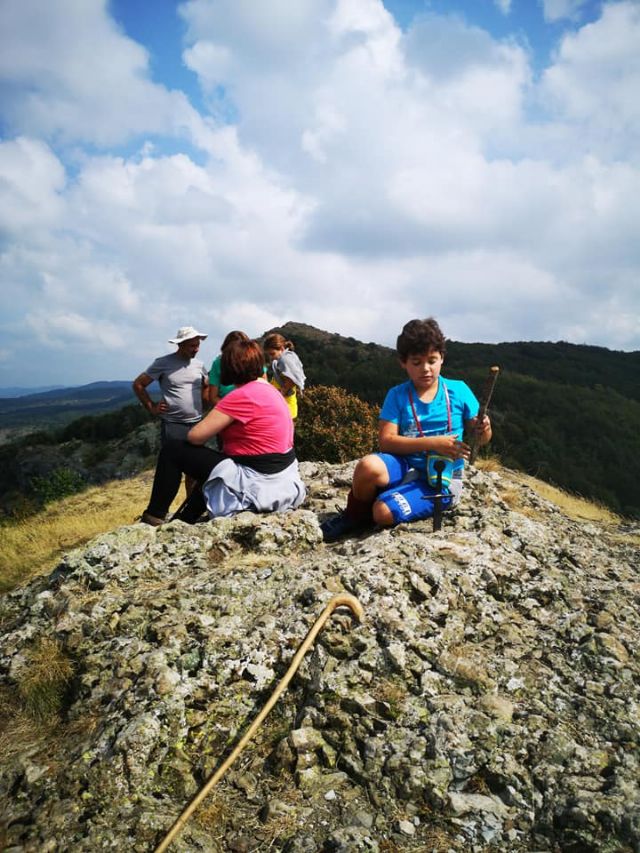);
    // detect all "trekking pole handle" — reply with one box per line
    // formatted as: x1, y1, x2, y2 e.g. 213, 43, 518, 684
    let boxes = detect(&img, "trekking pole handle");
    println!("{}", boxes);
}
469, 366, 499, 465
